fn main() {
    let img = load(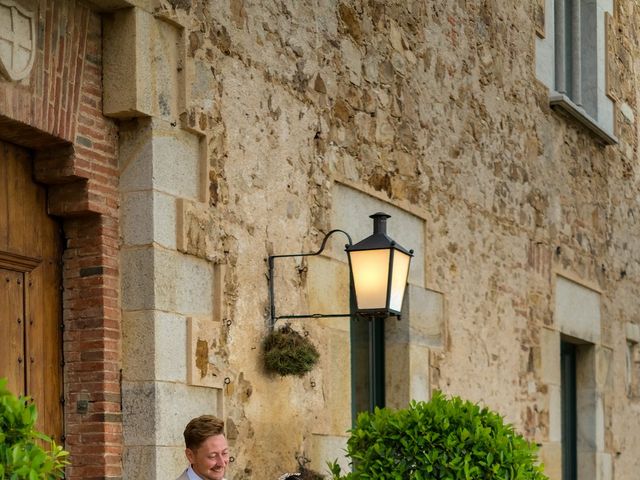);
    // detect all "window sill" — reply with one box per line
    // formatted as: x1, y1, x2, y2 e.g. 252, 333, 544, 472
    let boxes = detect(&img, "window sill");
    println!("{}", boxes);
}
549, 93, 618, 145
